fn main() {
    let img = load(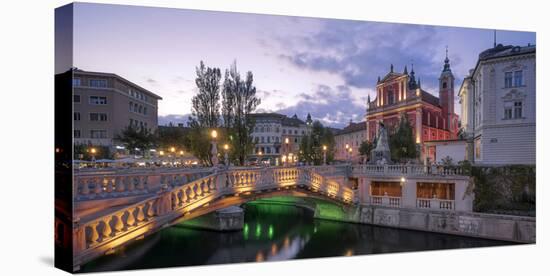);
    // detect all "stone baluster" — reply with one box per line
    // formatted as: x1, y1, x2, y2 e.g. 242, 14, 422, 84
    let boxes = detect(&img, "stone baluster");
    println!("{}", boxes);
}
136, 176, 145, 191
93, 178, 102, 197
113, 212, 124, 235
80, 179, 90, 197
127, 177, 135, 193
87, 221, 101, 246
136, 205, 145, 223
105, 178, 114, 194
146, 201, 156, 218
